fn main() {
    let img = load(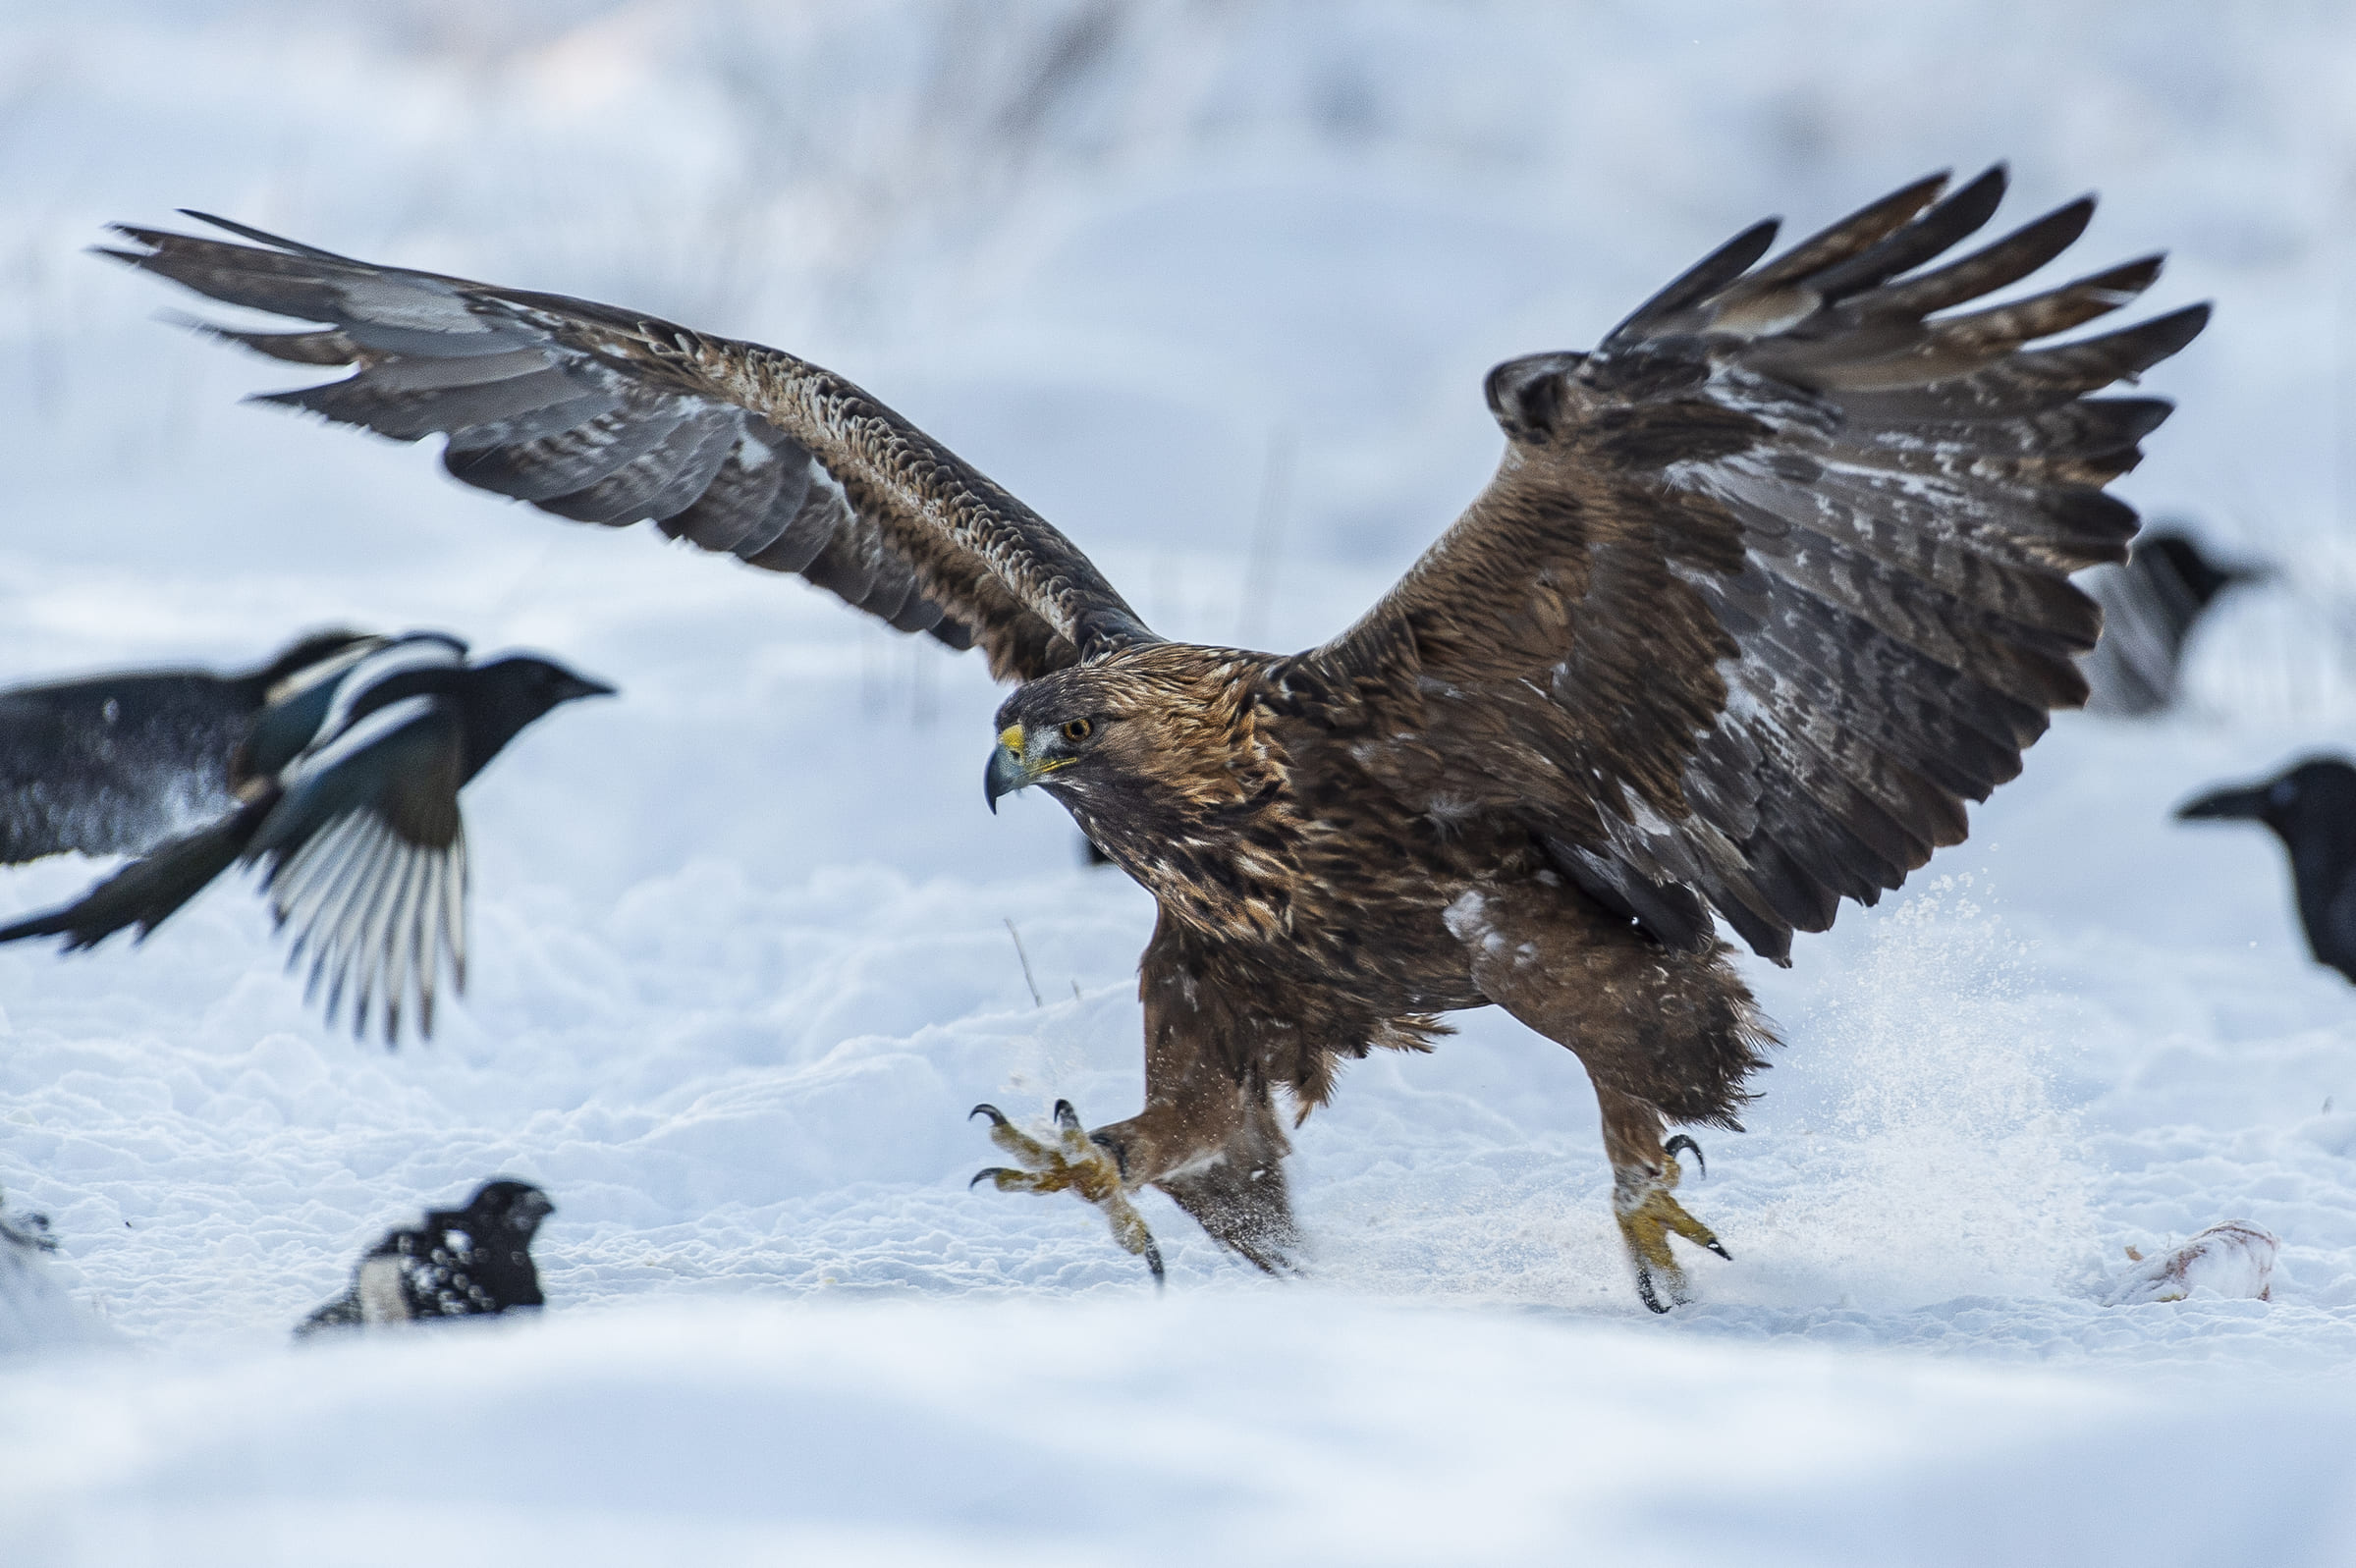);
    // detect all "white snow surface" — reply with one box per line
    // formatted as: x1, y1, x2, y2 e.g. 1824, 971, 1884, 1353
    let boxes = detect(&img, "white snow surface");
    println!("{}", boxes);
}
9, 3, 2356, 1562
